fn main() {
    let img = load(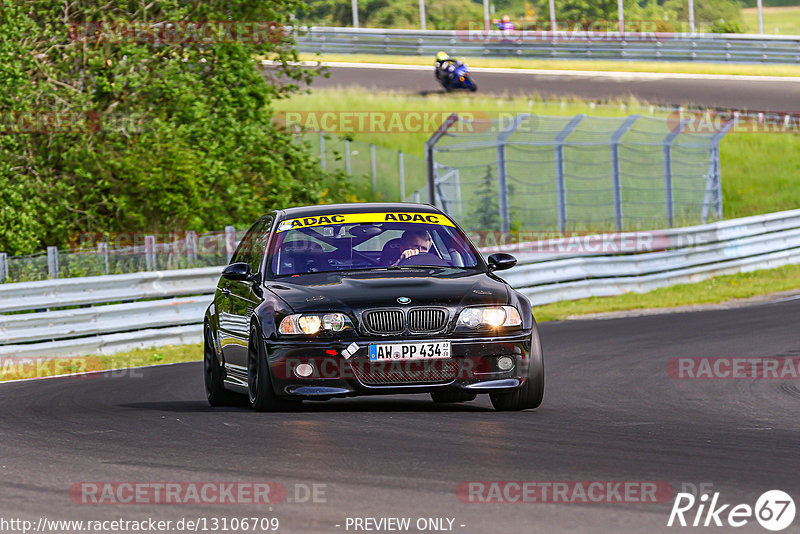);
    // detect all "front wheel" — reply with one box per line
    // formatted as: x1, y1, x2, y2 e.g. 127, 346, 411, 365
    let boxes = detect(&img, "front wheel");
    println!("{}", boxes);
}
490, 326, 544, 411
248, 326, 301, 412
